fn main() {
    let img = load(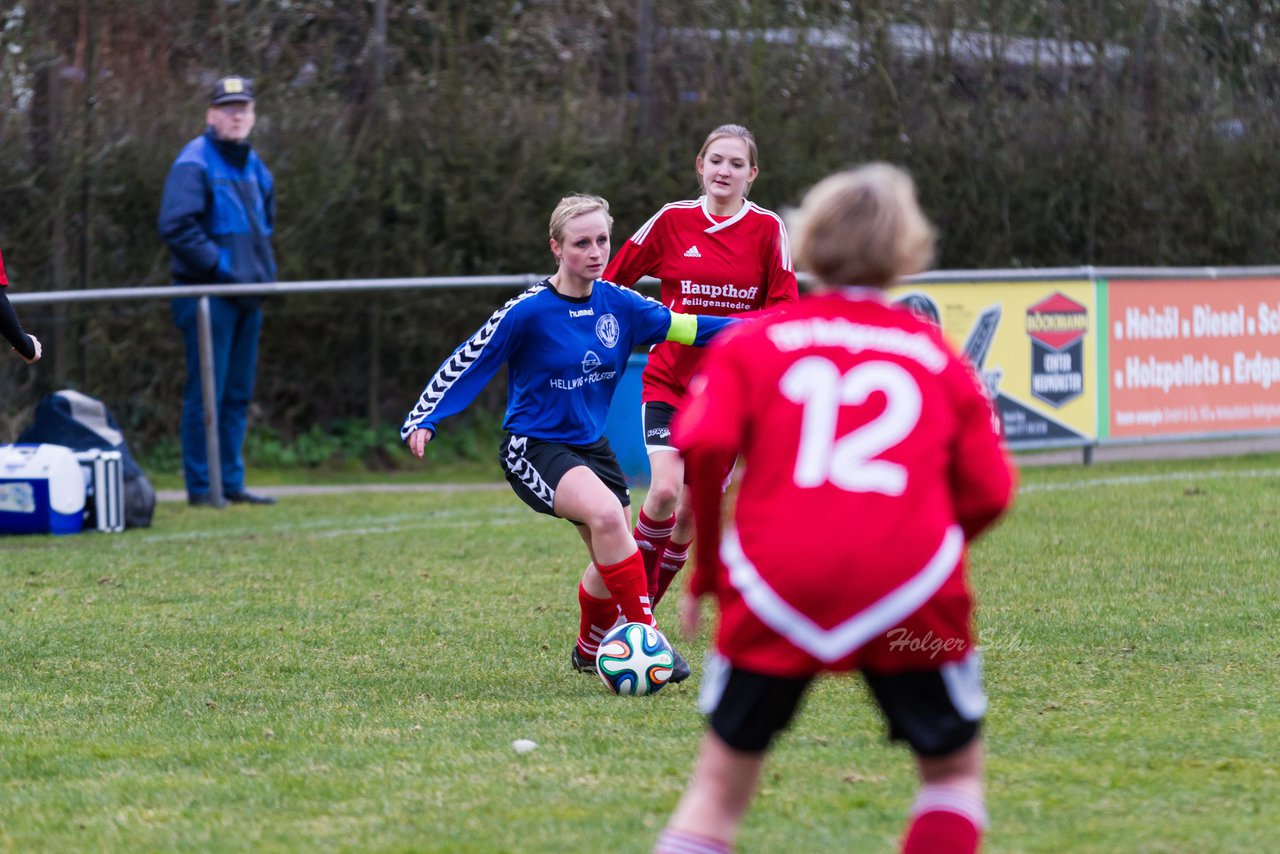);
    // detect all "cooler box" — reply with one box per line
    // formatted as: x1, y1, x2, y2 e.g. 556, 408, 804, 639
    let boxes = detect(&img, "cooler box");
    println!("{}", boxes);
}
0, 444, 86, 536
